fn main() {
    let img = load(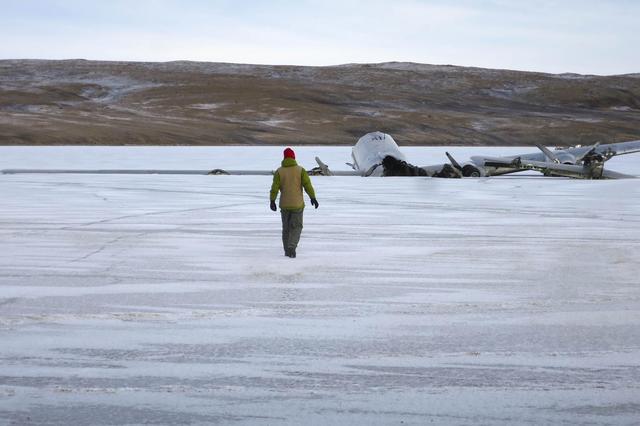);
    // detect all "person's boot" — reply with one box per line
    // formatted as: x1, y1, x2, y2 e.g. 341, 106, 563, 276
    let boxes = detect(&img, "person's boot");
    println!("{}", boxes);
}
284, 249, 290, 257
289, 249, 296, 258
